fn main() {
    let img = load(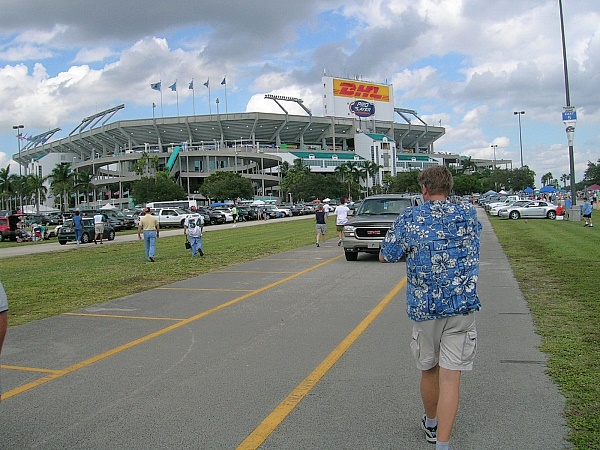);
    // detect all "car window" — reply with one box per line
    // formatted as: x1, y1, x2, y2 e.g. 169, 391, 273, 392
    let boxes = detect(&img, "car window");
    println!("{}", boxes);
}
358, 199, 412, 215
